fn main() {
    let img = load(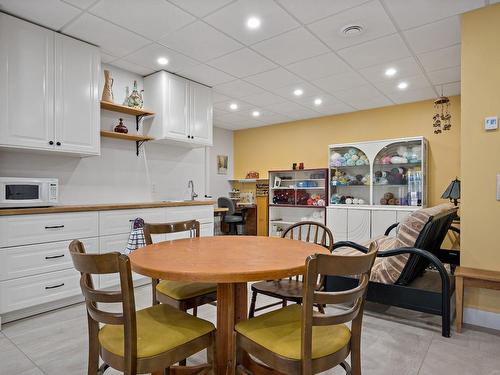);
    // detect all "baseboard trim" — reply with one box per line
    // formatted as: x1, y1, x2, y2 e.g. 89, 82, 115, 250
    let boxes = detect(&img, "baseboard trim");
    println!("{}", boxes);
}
464, 307, 500, 330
